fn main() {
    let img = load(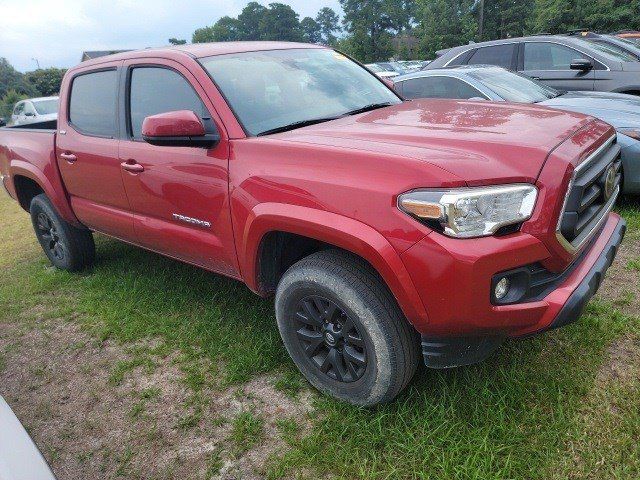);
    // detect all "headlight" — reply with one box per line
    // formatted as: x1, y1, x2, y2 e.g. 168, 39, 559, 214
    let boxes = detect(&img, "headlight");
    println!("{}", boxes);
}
618, 128, 640, 141
398, 184, 538, 238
